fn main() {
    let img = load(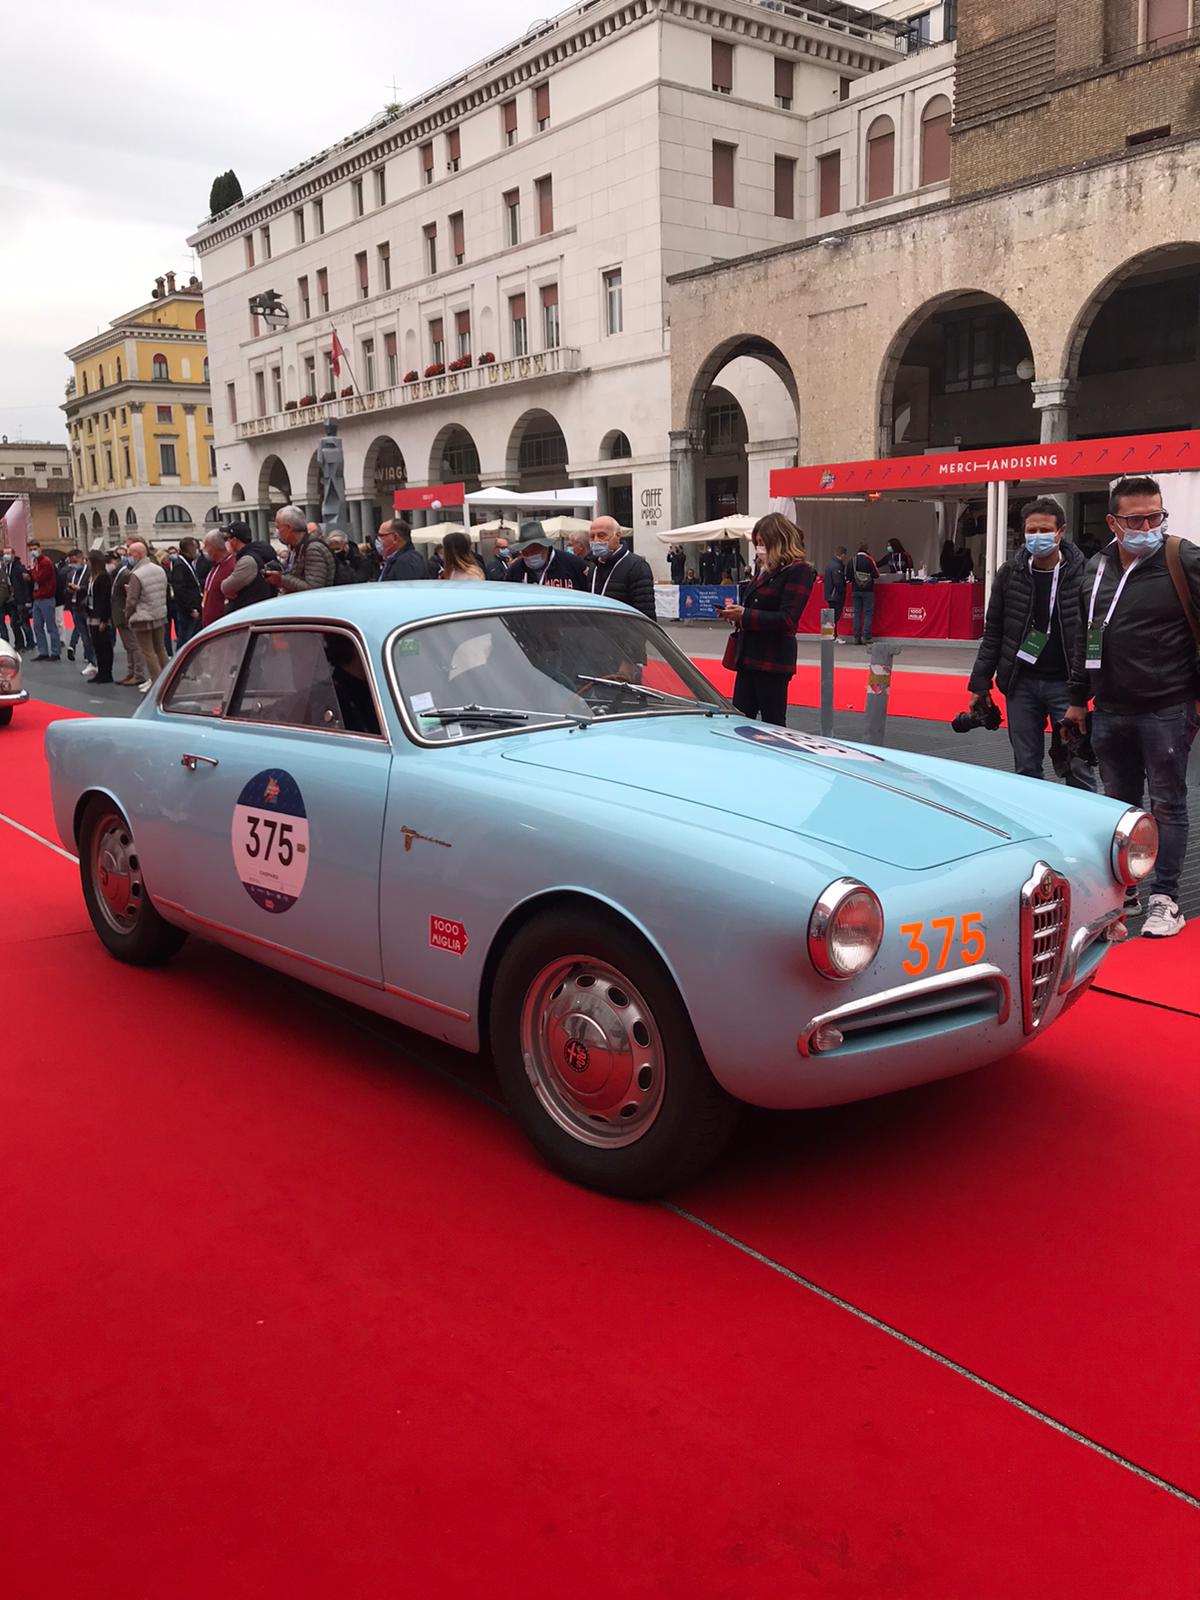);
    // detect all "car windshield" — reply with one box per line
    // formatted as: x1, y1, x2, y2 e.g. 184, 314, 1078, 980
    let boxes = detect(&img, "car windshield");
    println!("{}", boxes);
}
391, 608, 729, 743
